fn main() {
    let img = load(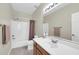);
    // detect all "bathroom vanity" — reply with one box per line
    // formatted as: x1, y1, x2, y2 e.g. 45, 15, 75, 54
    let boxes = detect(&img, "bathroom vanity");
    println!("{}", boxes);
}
33, 37, 79, 55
